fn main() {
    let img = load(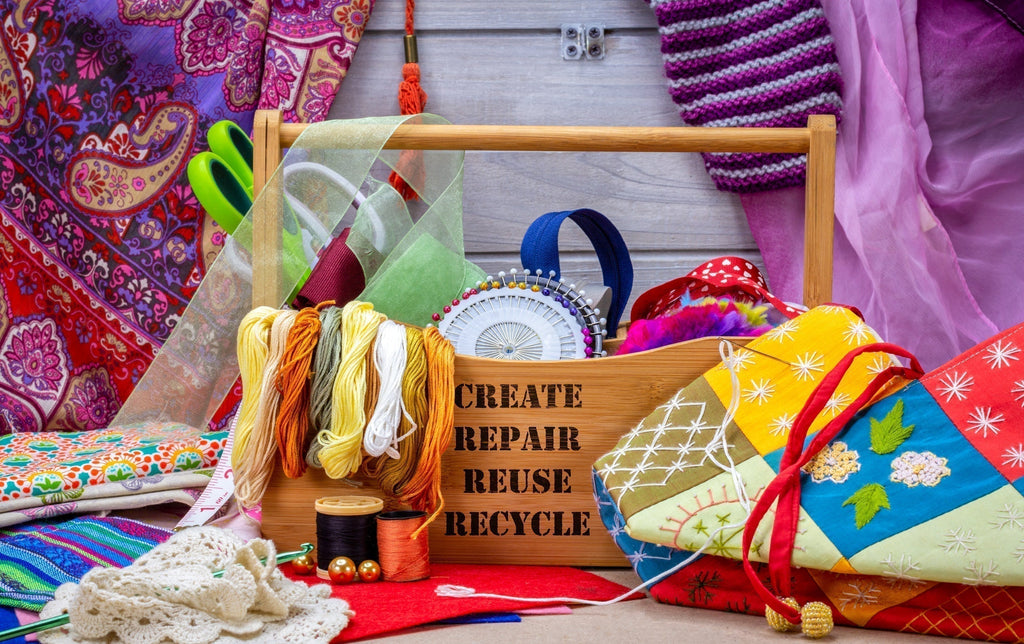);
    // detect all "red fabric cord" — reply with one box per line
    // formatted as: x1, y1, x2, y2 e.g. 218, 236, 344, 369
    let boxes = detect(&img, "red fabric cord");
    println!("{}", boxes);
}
741, 342, 924, 623
389, 0, 427, 200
